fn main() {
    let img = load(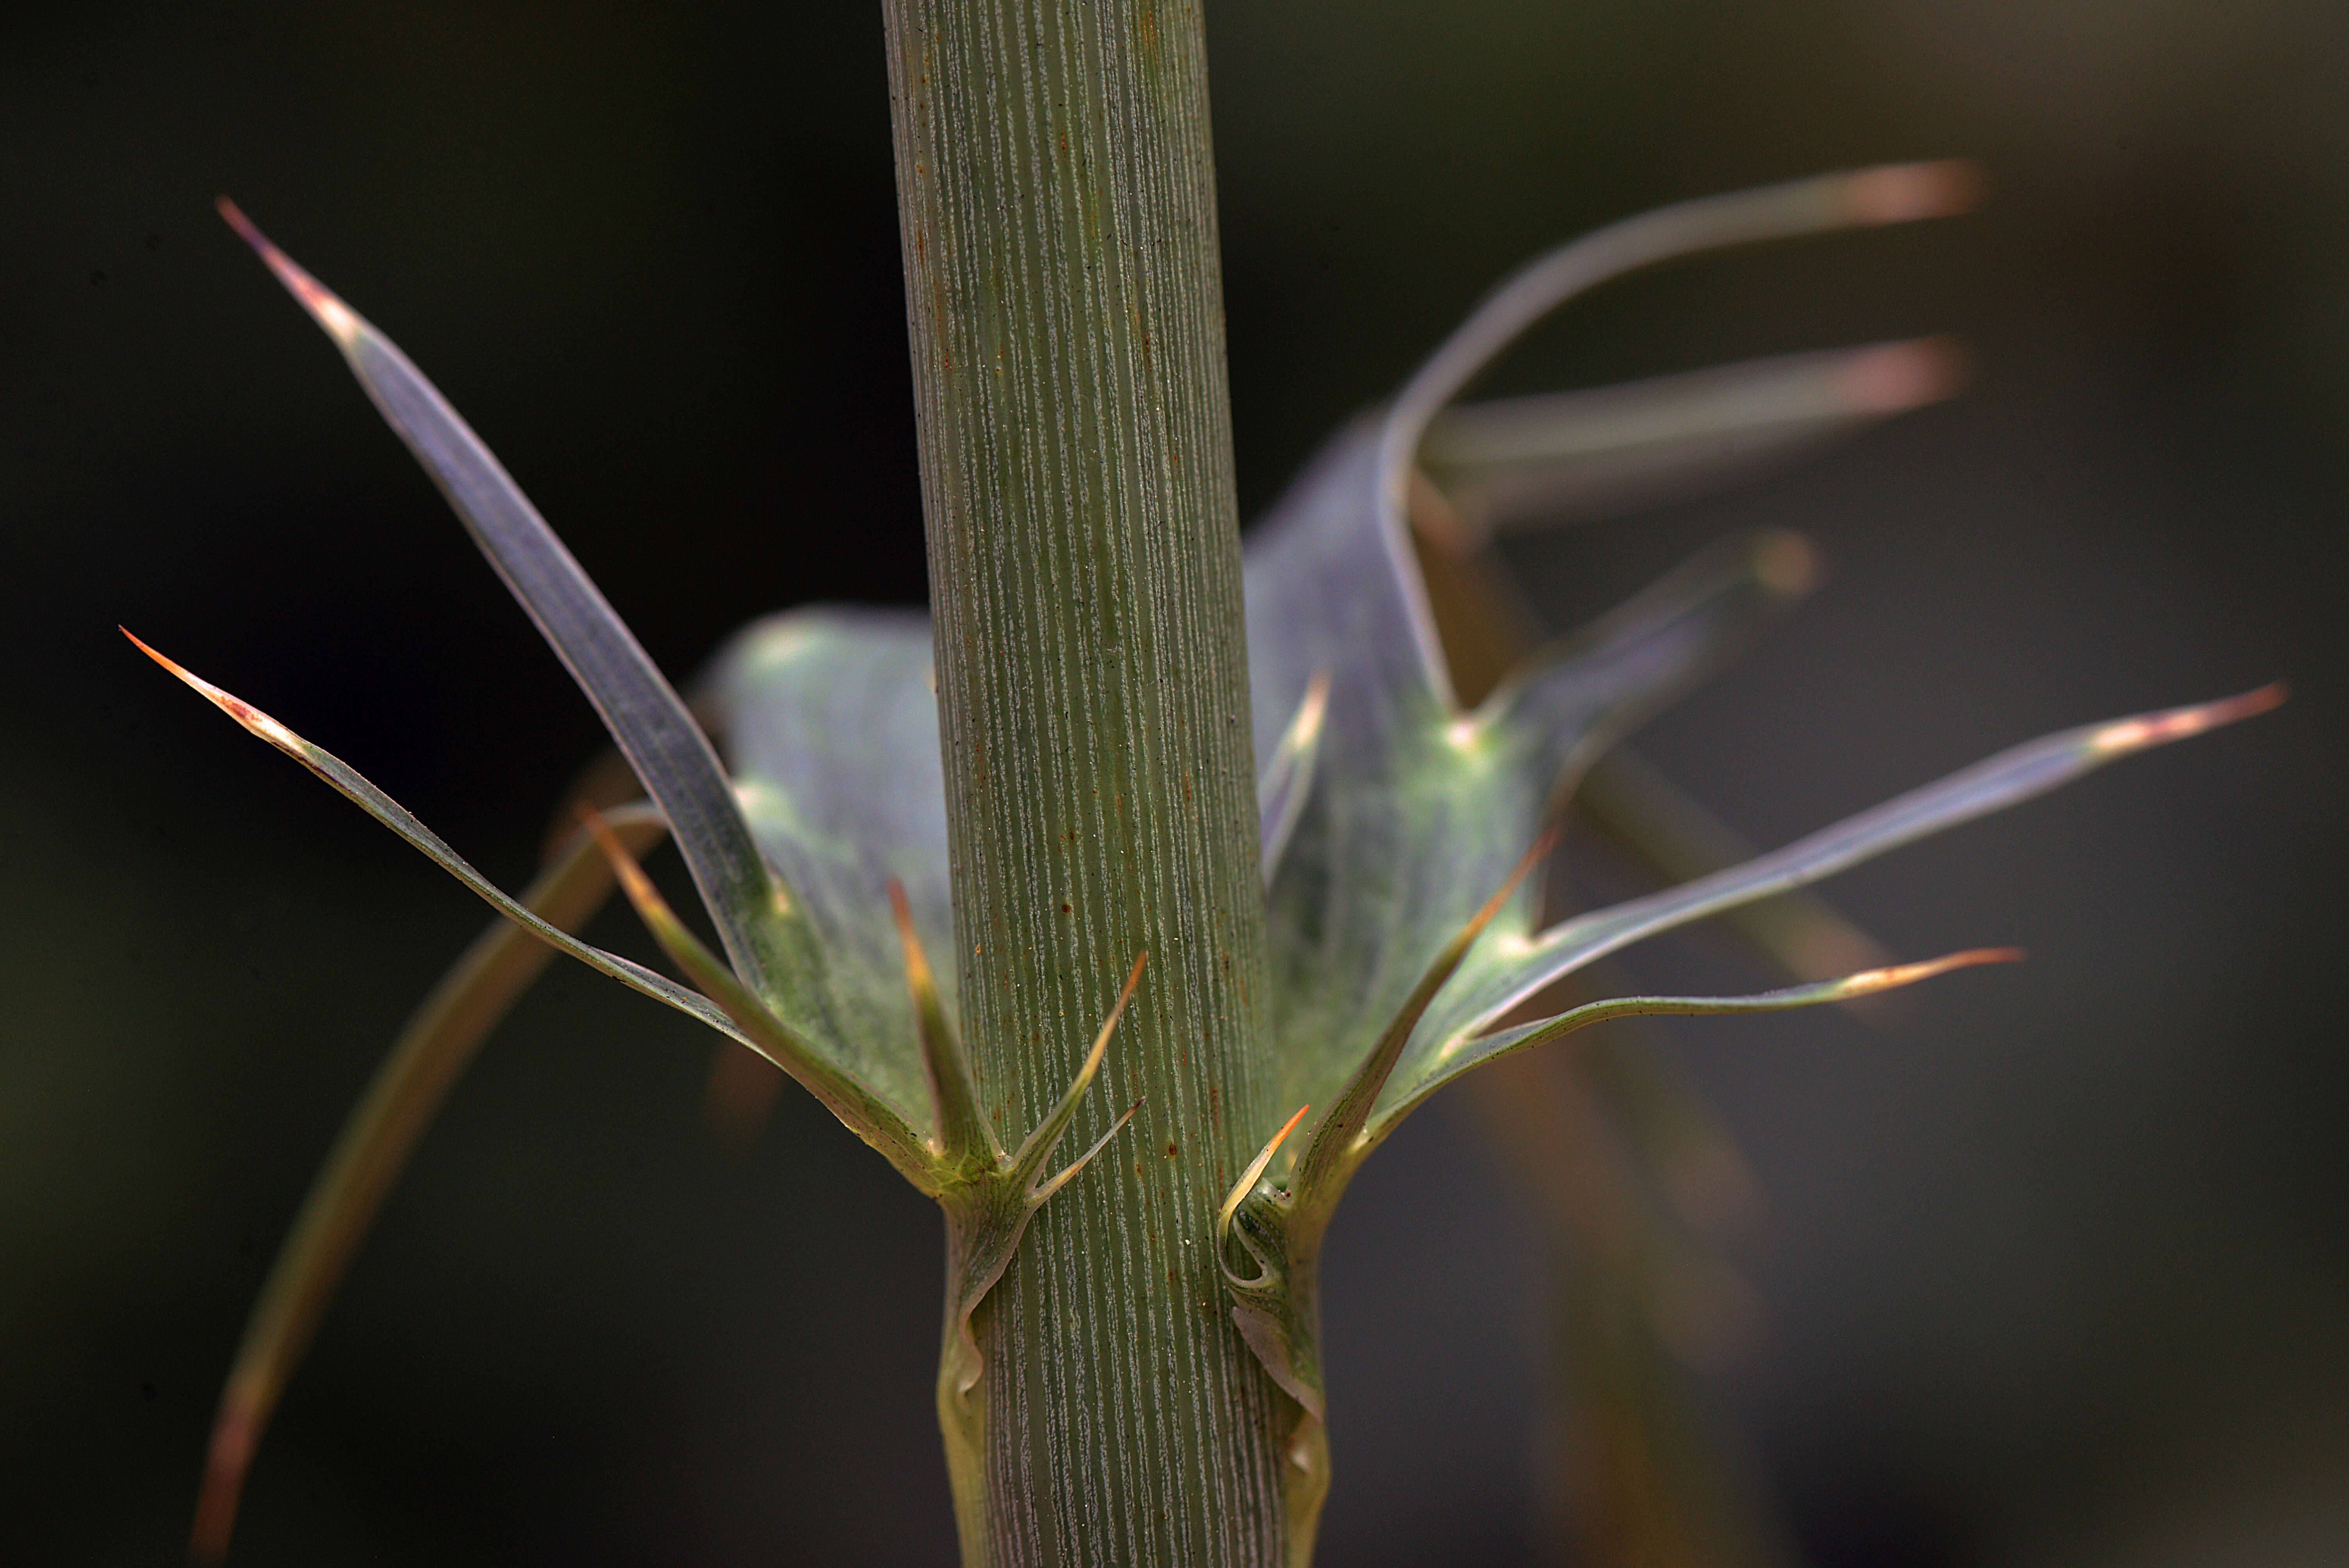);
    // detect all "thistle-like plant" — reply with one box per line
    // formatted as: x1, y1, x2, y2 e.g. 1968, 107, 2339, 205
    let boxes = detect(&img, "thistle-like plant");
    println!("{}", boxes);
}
142, 12, 2278, 1562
